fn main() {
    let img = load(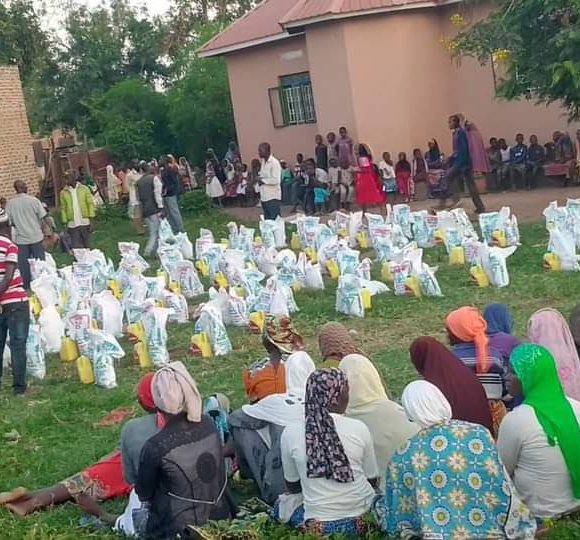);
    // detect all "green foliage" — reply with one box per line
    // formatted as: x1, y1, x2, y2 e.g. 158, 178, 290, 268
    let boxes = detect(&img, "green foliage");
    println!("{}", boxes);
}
451, 1, 580, 120
93, 202, 129, 223
180, 189, 214, 214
